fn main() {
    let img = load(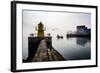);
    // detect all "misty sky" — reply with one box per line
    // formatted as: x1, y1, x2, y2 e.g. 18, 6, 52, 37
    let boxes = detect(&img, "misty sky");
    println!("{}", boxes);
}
22, 10, 91, 59
23, 10, 91, 35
